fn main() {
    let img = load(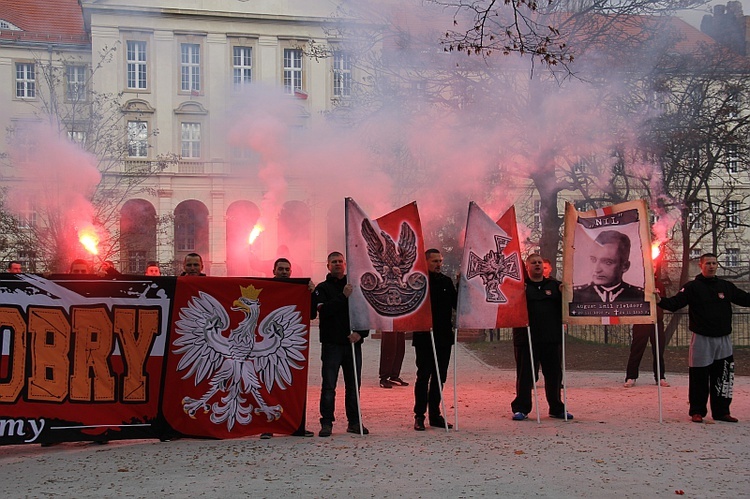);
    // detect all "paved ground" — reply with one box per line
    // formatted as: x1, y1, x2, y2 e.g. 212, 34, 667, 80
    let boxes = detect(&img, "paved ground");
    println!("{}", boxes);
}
2, 328, 749, 498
